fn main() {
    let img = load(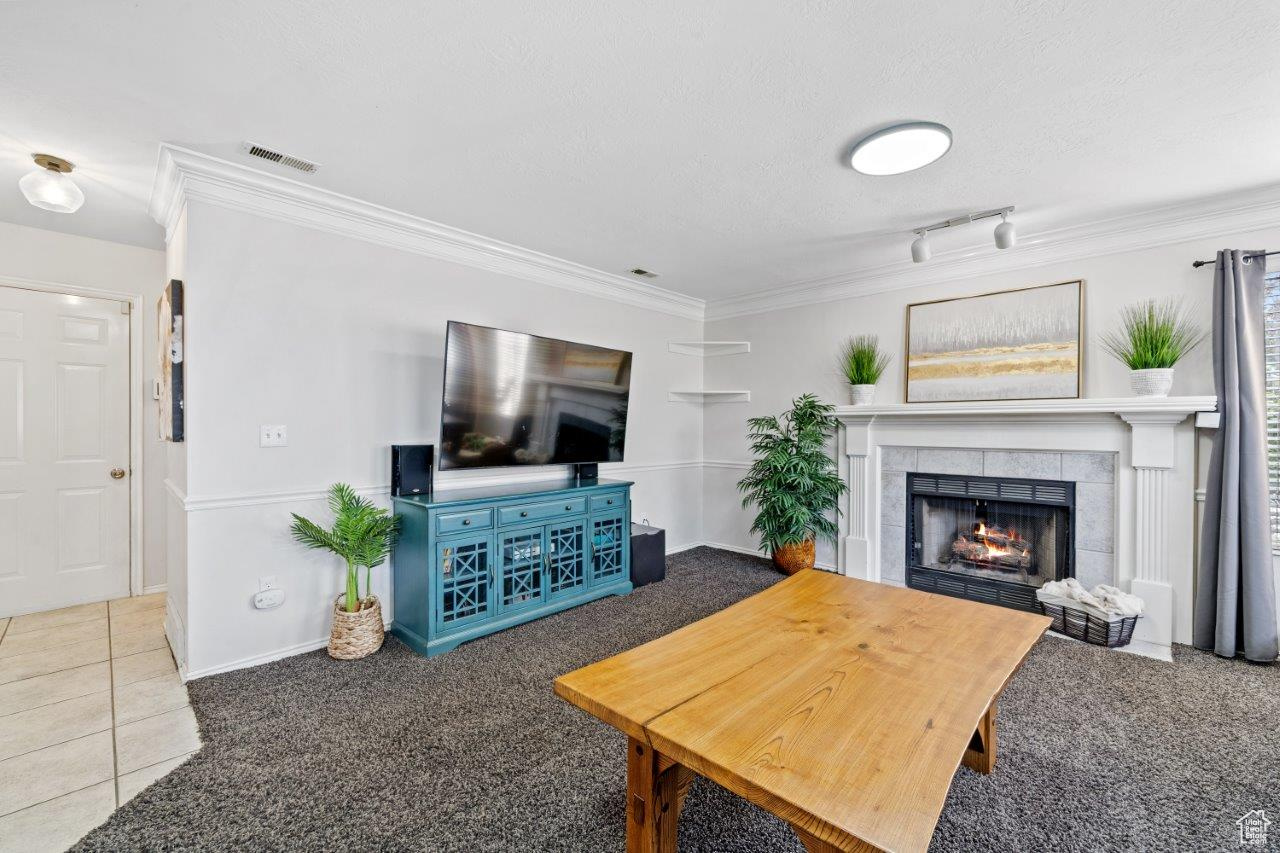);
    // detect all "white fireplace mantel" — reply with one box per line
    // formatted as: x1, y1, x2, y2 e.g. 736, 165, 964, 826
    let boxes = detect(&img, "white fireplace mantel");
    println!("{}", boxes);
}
834, 396, 1217, 661
833, 396, 1218, 419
